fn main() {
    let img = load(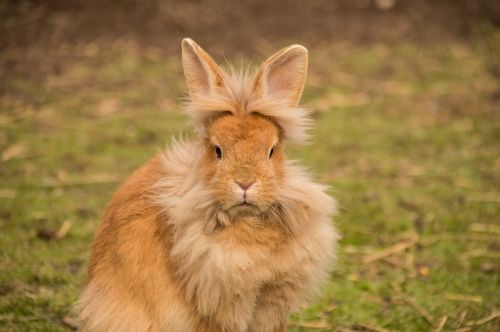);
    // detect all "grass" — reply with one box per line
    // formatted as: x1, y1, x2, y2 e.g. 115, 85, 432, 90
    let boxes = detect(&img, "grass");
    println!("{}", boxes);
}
1, 34, 499, 331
